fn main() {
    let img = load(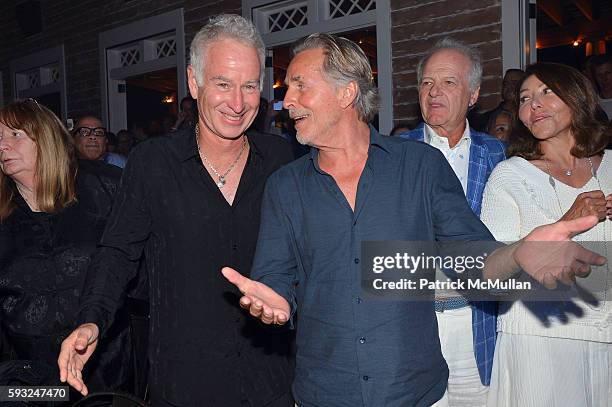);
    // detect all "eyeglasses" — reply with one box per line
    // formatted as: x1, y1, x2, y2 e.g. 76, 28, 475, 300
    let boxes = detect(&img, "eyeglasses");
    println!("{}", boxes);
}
25, 98, 42, 109
75, 127, 107, 138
